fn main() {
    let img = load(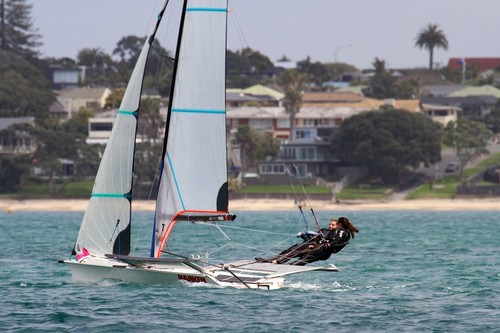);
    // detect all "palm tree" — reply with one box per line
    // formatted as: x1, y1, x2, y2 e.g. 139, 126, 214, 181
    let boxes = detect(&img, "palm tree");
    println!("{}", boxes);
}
278, 69, 309, 140
415, 23, 448, 70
